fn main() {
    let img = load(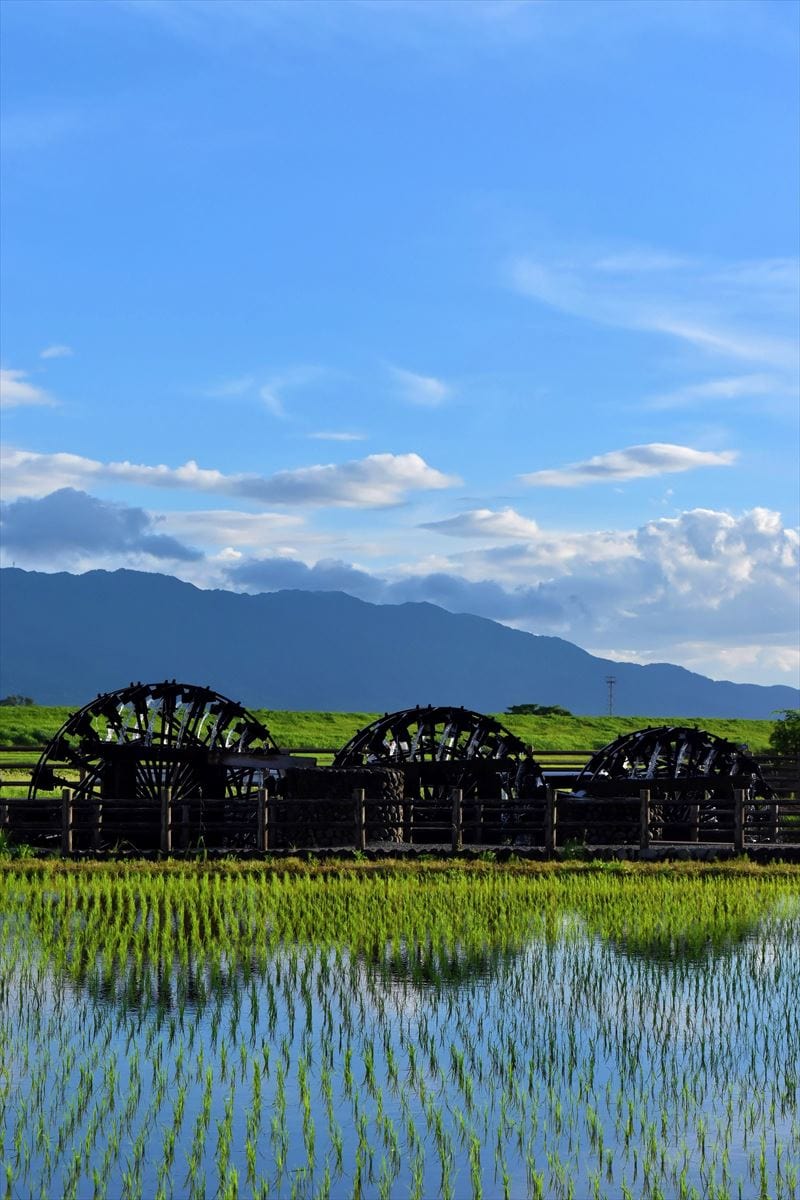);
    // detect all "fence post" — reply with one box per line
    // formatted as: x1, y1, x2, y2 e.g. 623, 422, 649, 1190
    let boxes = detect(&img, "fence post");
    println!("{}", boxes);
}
92, 794, 103, 852
257, 784, 269, 852
451, 788, 463, 852
769, 796, 779, 844
161, 786, 173, 854
354, 788, 366, 852
734, 788, 745, 852
639, 788, 650, 850
545, 786, 558, 857
689, 794, 702, 843
61, 787, 74, 856
403, 799, 414, 845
